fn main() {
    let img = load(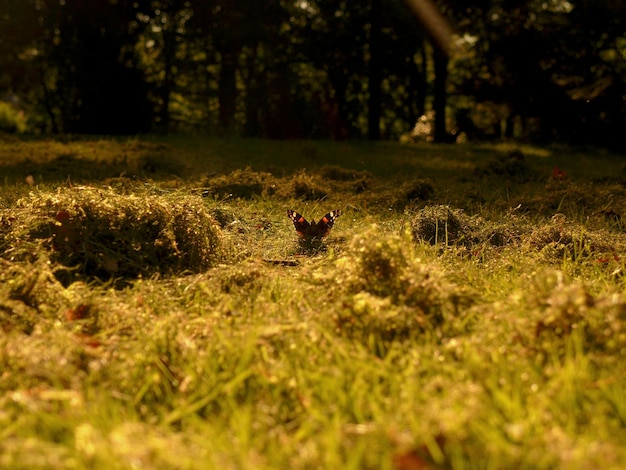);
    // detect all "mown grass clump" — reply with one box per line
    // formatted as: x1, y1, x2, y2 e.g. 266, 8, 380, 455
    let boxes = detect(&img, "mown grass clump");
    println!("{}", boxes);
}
402, 179, 436, 204
0, 264, 47, 334
3, 187, 223, 283
292, 170, 329, 201
203, 167, 278, 199
319, 164, 368, 182
525, 214, 622, 264
411, 204, 476, 246
523, 270, 626, 356
319, 164, 372, 193
332, 227, 474, 354
473, 149, 538, 183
